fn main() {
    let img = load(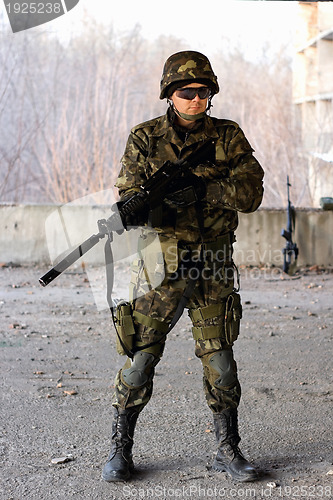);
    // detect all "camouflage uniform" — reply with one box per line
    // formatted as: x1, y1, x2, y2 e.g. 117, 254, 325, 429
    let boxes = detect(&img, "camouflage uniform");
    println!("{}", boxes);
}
102, 50, 264, 484
112, 110, 264, 414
